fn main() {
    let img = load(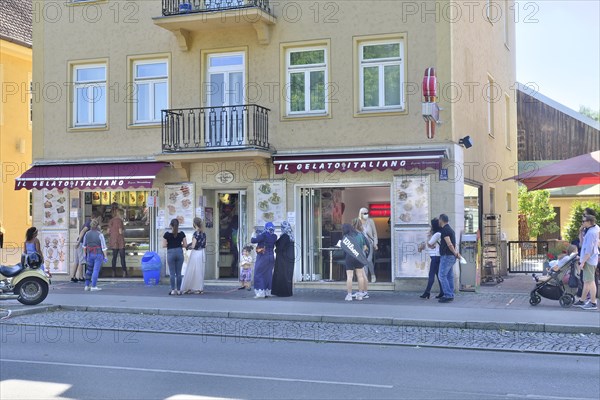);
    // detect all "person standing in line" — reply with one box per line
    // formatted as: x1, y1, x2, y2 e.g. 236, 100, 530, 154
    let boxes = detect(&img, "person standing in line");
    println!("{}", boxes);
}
181, 217, 207, 295
351, 218, 370, 299
72, 210, 100, 283
340, 223, 369, 301
82, 220, 108, 291
272, 220, 296, 297
576, 208, 598, 298
238, 245, 254, 291
163, 218, 188, 296
358, 207, 378, 283
0, 220, 5, 250
437, 214, 461, 303
419, 218, 444, 299
251, 222, 277, 299
108, 208, 127, 278
574, 214, 599, 310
